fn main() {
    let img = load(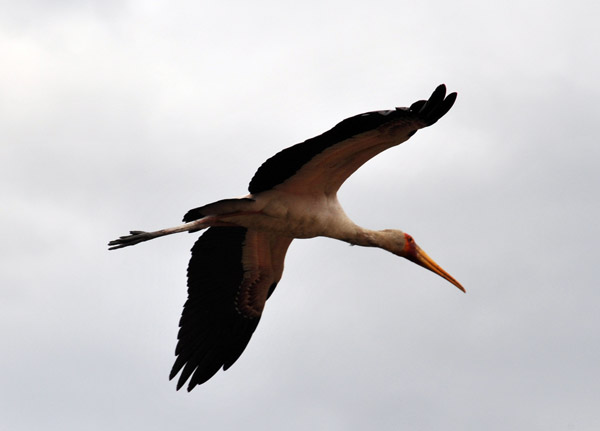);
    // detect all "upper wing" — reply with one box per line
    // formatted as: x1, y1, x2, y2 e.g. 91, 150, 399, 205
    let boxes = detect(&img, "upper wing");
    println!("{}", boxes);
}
248, 84, 457, 195
170, 226, 292, 391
